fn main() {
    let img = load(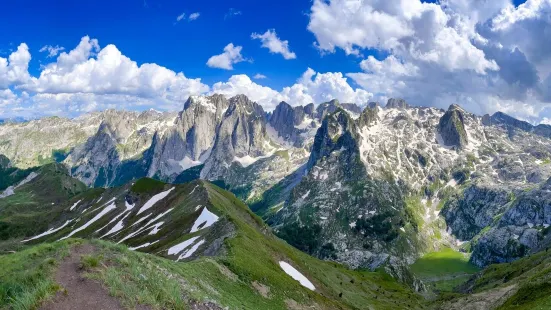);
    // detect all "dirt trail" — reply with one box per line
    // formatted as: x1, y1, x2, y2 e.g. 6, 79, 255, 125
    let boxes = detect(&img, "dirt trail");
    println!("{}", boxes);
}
40, 243, 128, 310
